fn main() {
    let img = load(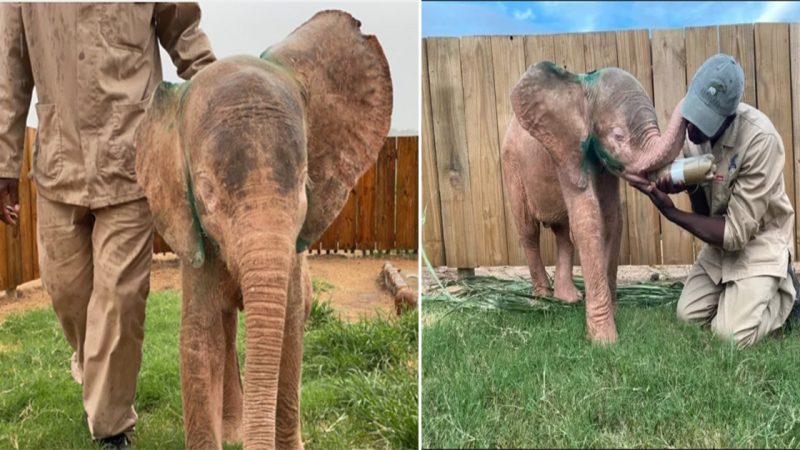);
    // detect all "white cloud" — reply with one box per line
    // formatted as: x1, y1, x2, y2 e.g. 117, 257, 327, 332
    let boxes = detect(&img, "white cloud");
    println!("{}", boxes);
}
758, 1, 796, 22
513, 8, 534, 21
